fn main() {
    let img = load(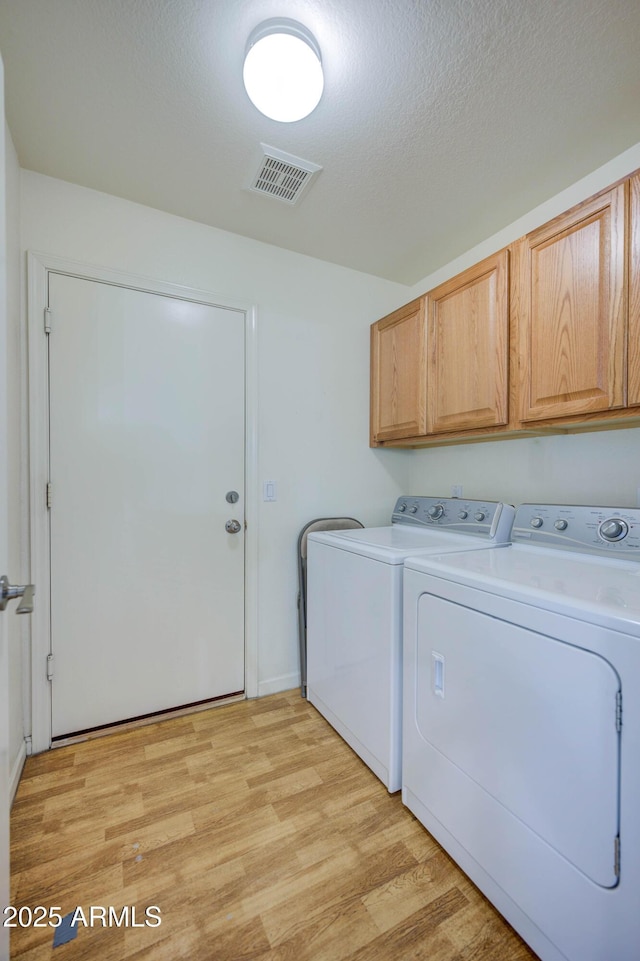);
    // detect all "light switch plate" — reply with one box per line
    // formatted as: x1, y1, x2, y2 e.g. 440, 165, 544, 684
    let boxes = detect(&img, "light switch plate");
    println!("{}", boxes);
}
263, 480, 277, 502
